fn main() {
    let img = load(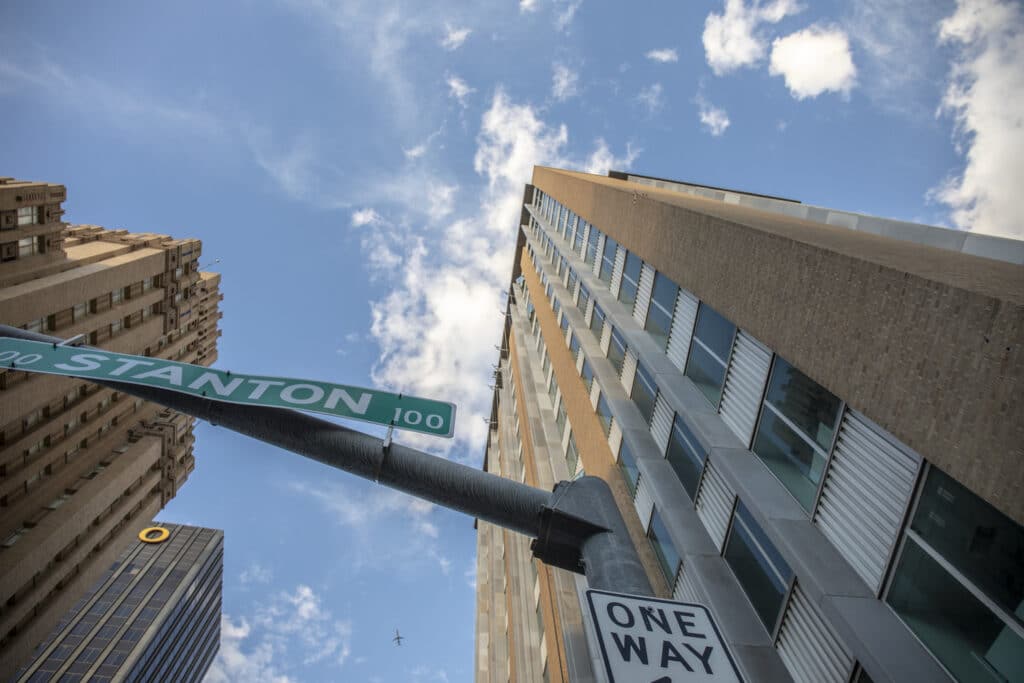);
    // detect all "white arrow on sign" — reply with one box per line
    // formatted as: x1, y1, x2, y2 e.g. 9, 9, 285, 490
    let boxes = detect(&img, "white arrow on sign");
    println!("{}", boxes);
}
585, 589, 743, 683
